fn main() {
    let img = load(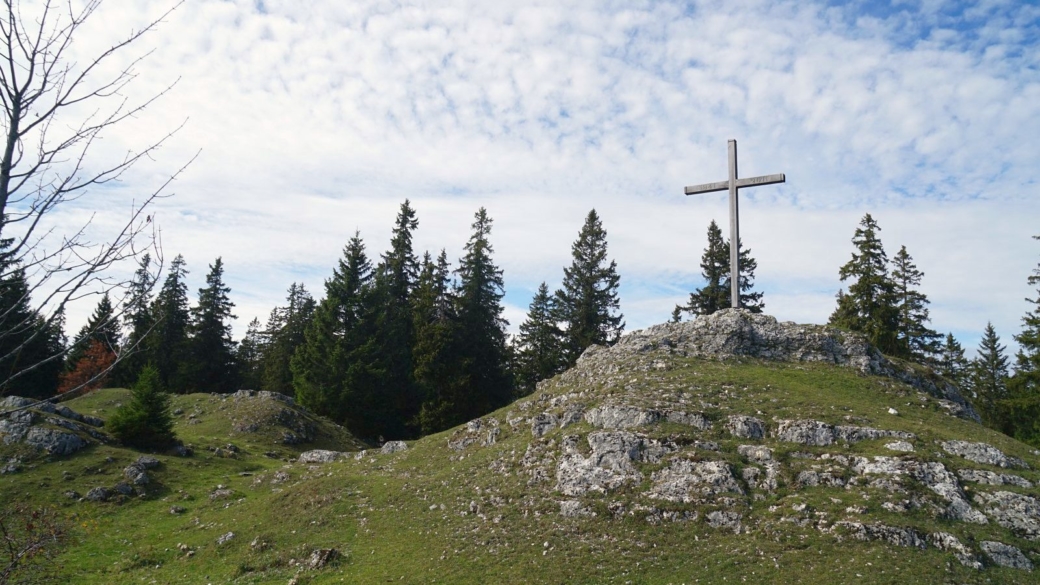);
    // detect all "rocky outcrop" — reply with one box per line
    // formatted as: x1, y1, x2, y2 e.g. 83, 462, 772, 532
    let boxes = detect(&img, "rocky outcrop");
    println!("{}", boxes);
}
941, 441, 1028, 469
299, 449, 349, 463
578, 310, 978, 421
0, 397, 105, 456
980, 541, 1033, 570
